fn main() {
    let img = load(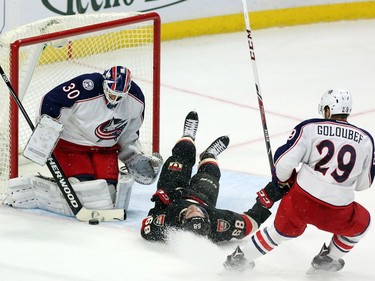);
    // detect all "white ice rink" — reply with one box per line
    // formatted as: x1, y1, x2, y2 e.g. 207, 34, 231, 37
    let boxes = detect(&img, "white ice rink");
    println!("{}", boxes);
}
1, 19, 375, 280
